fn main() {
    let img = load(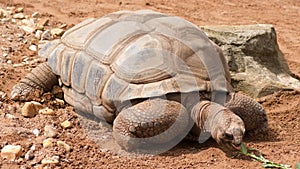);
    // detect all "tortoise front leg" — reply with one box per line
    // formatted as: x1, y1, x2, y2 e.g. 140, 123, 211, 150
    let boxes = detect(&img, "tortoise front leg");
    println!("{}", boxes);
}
225, 92, 268, 134
11, 62, 58, 100
113, 98, 191, 153
191, 101, 245, 147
